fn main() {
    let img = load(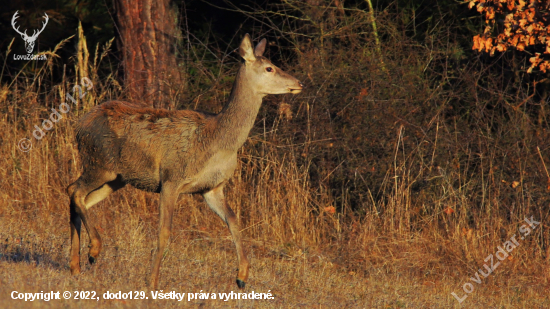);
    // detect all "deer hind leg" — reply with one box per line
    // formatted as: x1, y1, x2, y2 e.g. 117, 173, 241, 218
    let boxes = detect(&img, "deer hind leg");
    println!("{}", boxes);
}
203, 184, 249, 289
149, 182, 178, 290
67, 172, 125, 274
